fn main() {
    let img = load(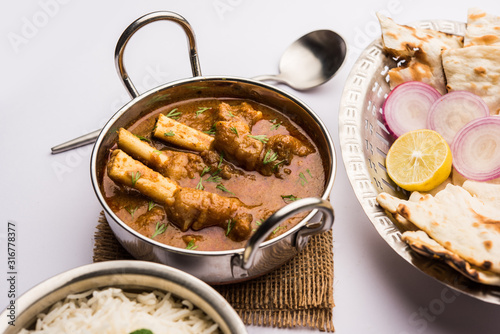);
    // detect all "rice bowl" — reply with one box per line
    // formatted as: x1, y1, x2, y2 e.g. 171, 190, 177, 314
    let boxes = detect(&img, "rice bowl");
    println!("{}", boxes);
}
0, 261, 246, 334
